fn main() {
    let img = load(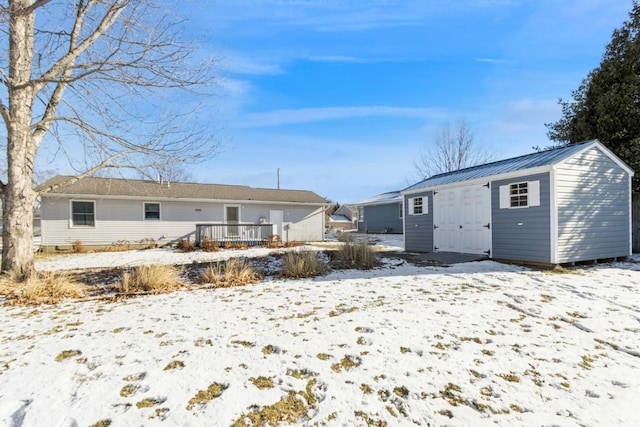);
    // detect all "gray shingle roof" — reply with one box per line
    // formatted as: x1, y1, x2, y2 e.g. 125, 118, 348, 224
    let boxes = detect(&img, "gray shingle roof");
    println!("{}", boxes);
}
404, 140, 599, 192
39, 175, 328, 204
